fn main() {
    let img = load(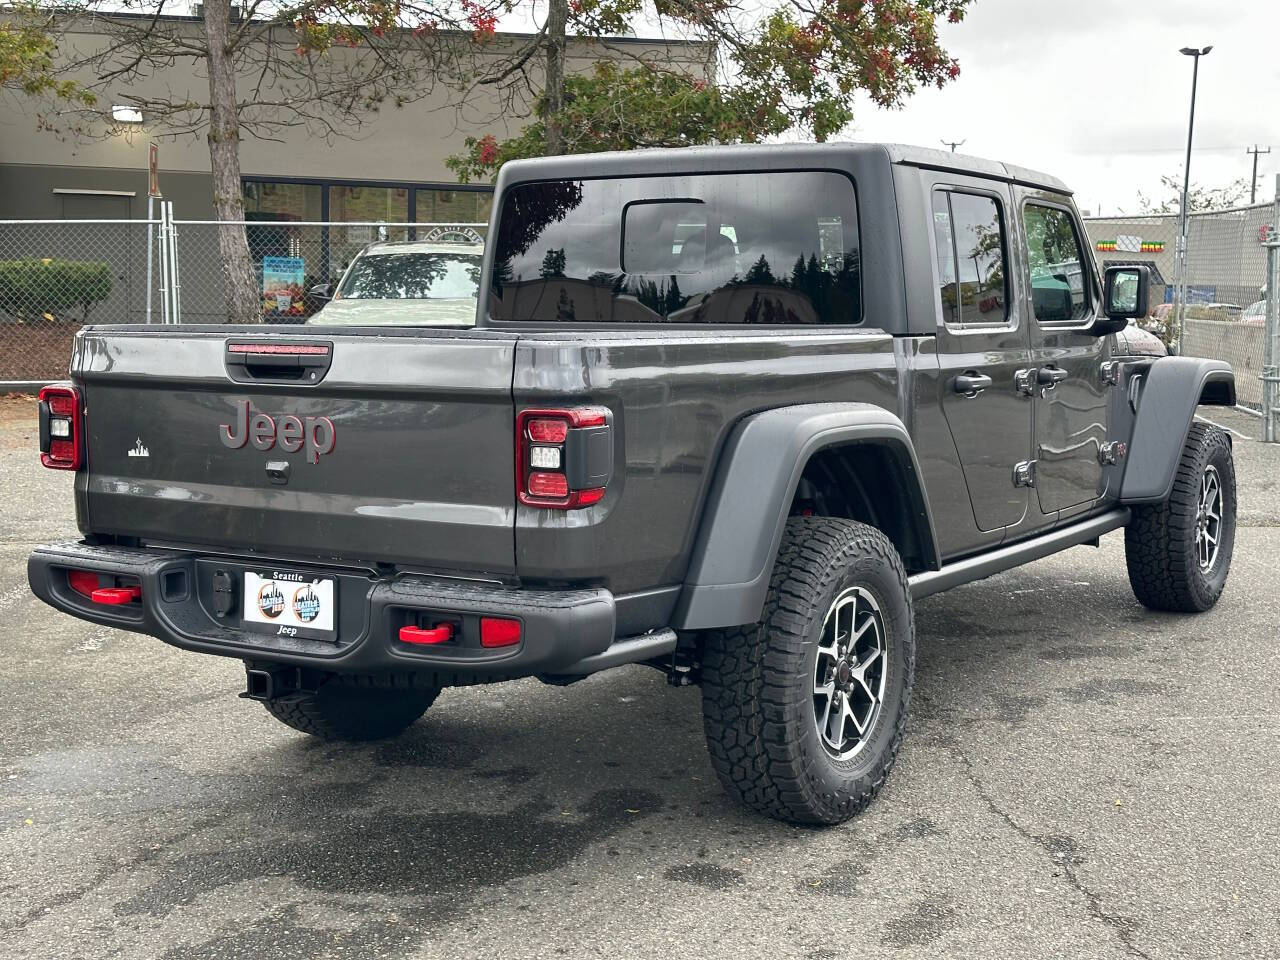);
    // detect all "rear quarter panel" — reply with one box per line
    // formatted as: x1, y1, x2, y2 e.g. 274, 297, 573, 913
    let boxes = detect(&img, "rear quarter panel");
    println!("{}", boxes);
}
512, 329, 900, 603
